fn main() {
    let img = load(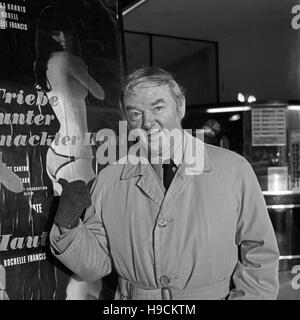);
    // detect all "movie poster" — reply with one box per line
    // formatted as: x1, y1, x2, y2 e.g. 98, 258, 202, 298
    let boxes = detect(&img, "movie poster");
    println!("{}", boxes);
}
0, 0, 122, 299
